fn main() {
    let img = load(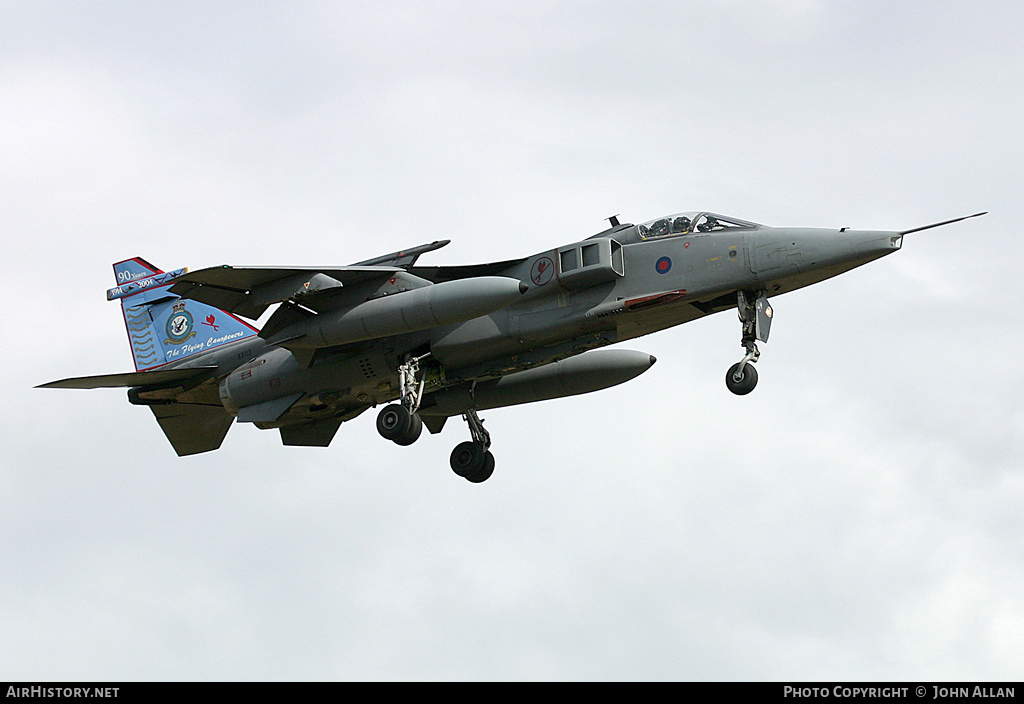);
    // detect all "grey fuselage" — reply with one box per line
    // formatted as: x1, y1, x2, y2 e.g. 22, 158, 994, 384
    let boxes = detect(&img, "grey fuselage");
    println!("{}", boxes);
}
146, 213, 903, 431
